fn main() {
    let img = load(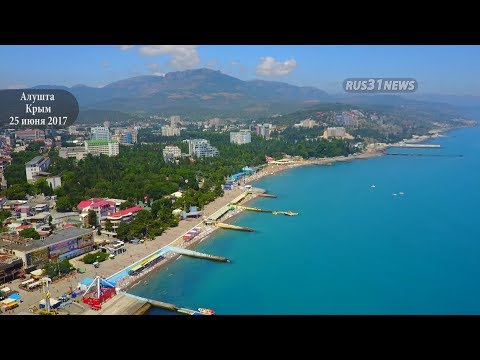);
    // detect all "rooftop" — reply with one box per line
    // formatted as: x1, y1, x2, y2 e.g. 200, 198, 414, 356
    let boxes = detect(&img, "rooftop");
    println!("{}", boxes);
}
0, 227, 93, 253
86, 140, 118, 145
25, 156, 49, 166
108, 205, 143, 218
